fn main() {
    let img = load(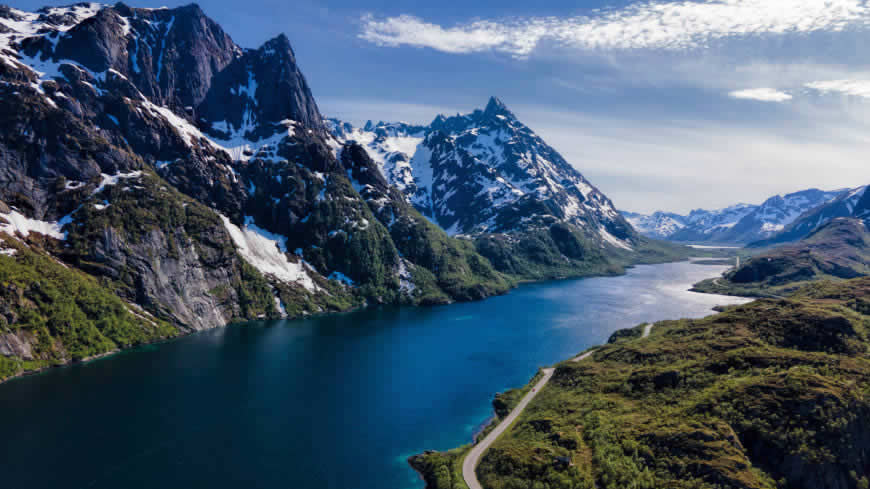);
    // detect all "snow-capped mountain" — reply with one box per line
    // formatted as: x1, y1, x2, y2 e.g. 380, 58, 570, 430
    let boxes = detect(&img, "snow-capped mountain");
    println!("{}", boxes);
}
0, 0, 676, 369
623, 188, 848, 244
750, 185, 868, 247
328, 97, 636, 250
621, 211, 686, 239
0, 1, 516, 333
